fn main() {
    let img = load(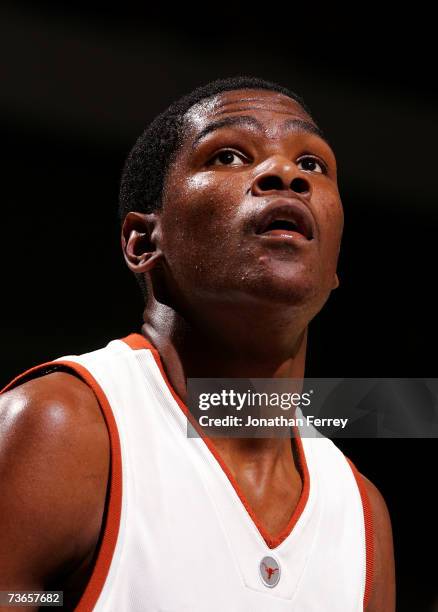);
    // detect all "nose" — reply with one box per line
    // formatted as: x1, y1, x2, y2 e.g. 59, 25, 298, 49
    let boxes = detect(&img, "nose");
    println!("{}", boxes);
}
251, 157, 311, 198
